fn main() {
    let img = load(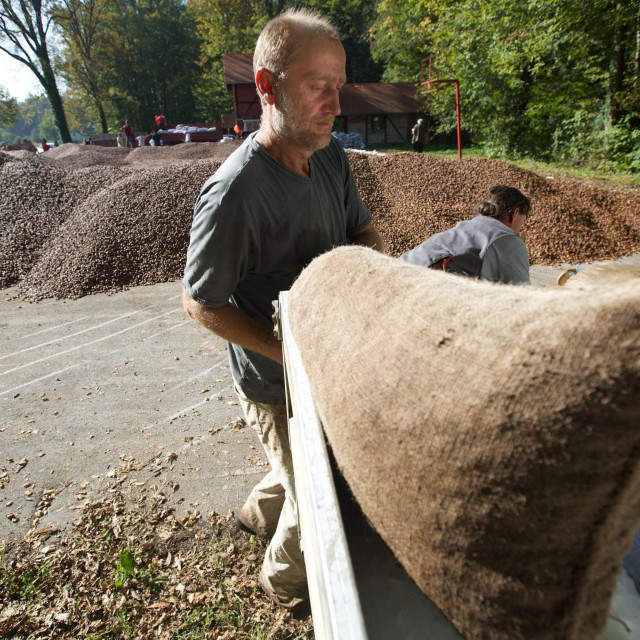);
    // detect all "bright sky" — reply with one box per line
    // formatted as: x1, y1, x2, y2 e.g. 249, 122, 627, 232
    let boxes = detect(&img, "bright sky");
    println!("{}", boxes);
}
1, 50, 44, 101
